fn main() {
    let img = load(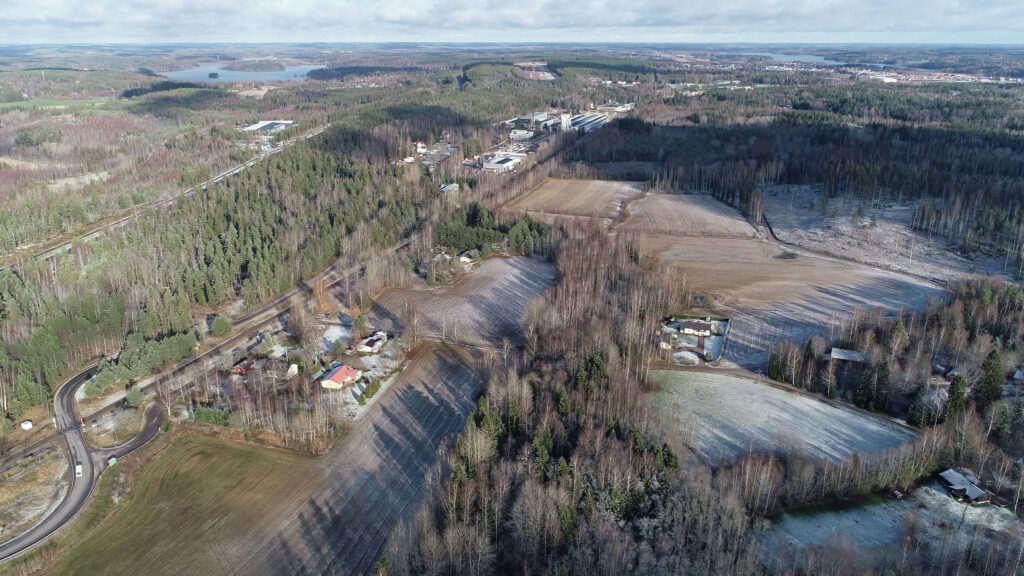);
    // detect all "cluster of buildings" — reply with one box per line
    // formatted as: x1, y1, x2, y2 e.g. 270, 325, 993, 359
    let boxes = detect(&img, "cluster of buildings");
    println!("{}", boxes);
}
399, 137, 456, 169
241, 120, 295, 133
238, 120, 295, 152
